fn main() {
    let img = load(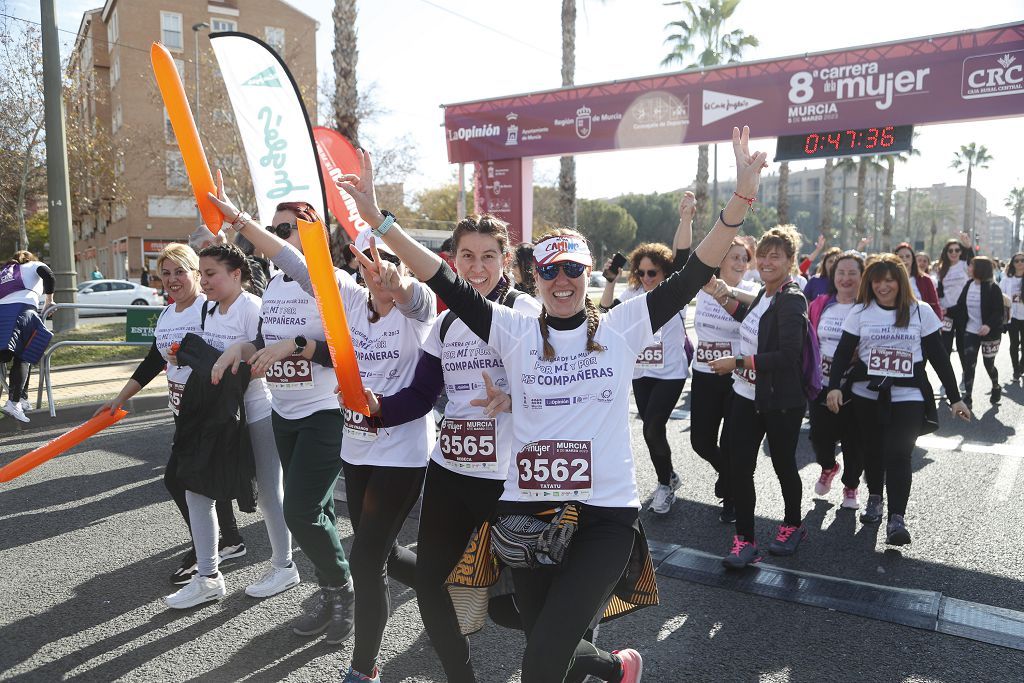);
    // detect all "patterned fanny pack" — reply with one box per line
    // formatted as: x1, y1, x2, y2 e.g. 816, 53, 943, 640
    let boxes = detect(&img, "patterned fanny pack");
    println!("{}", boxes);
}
491, 504, 579, 569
